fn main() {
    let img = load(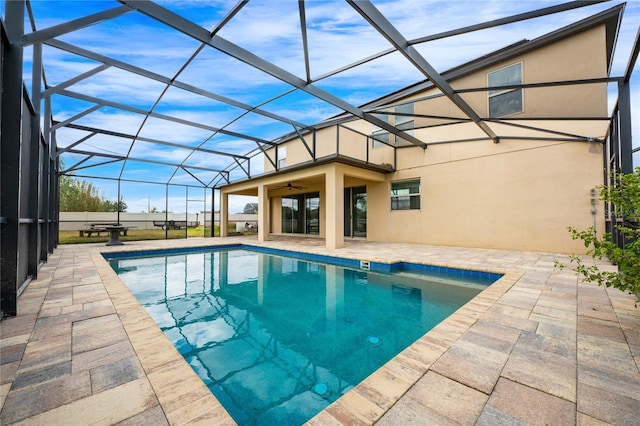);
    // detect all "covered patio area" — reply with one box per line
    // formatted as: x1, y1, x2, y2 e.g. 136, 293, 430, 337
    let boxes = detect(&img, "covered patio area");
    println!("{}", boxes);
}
1, 237, 638, 424
219, 159, 389, 249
